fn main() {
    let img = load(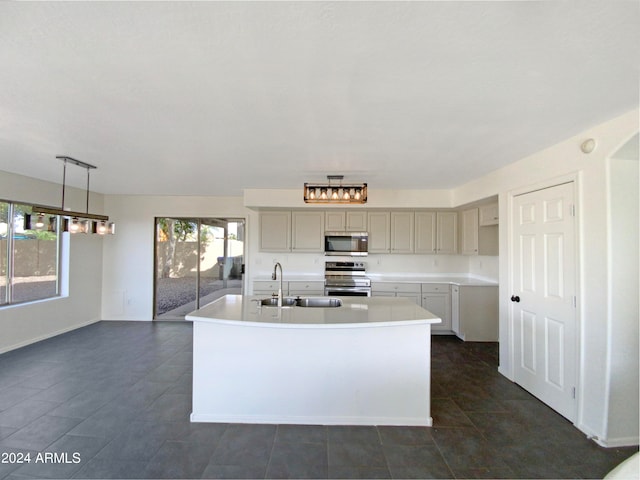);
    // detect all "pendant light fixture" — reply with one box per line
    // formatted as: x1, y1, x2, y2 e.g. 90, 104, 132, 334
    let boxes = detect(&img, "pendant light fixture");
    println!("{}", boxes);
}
29, 156, 115, 235
304, 175, 367, 204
